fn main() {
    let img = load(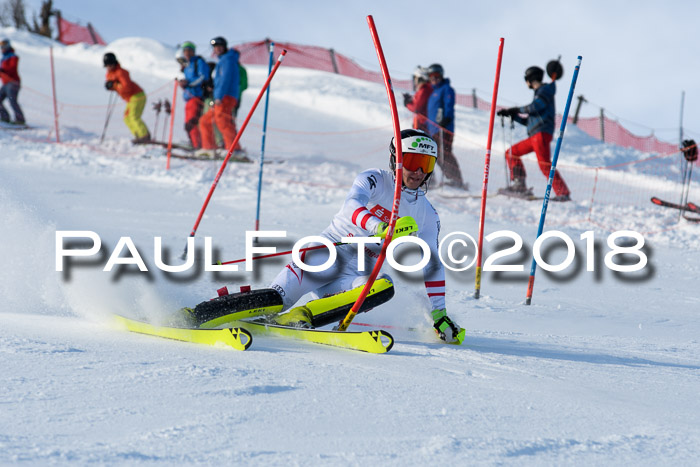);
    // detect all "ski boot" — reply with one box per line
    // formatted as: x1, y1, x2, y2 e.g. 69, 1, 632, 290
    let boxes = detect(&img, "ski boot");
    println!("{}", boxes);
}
273, 306, 313, 329
503, 177, 529, 194
431, 308, 465, 344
